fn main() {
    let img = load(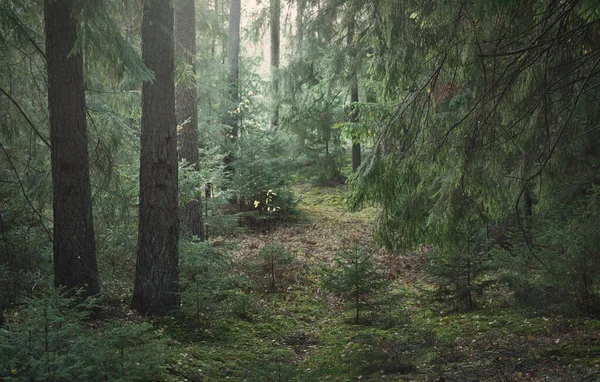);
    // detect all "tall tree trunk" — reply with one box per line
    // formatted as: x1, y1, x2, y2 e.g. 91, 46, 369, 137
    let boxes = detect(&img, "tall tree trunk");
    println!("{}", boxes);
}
204, 0, 225, 239
270, 0, 280, 129
295, 0, 305, 56
347, 14, 361, 172
44, 0, 99, 298
176, 0, 204, 241
320, 0, 336, 42
211, 0, 218, 57
132, 0, 179, 316
223, 0, 241, 178
349, 84, 361, 172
